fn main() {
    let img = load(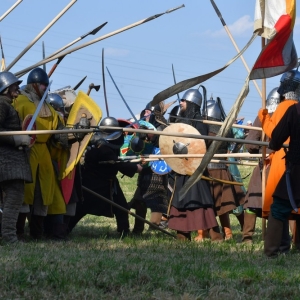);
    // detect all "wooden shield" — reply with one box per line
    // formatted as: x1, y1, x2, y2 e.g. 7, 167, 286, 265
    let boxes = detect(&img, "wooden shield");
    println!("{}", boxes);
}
62, 91, 102, 179
159, 123, 206, 175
